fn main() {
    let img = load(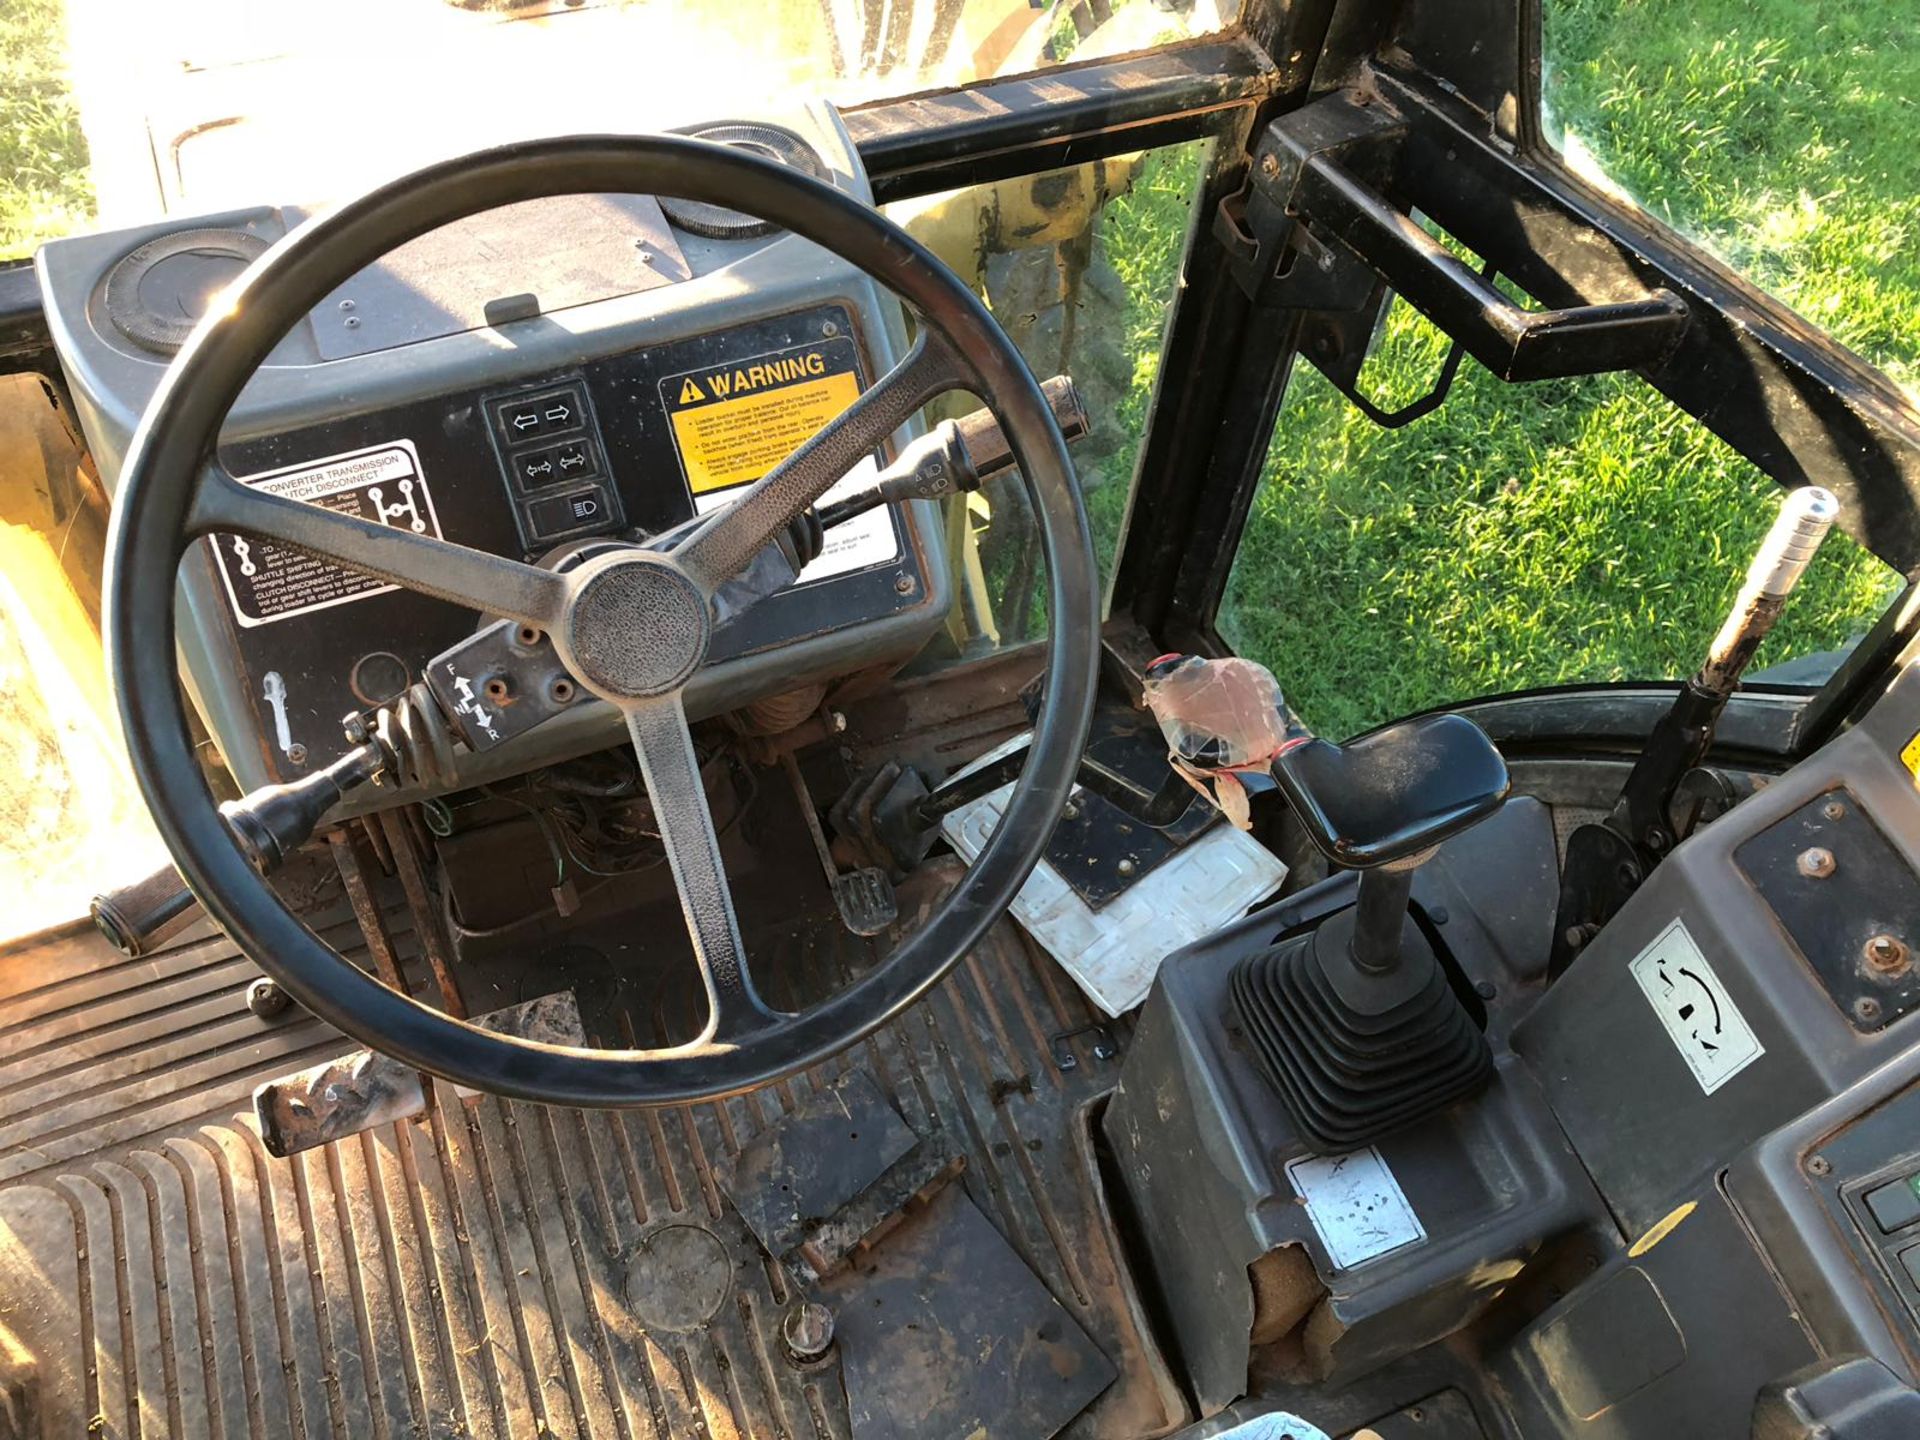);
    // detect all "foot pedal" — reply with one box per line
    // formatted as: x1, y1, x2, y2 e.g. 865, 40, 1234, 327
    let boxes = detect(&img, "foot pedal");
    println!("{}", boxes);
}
781, 750, 899, 938
832, 867, 897, 936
